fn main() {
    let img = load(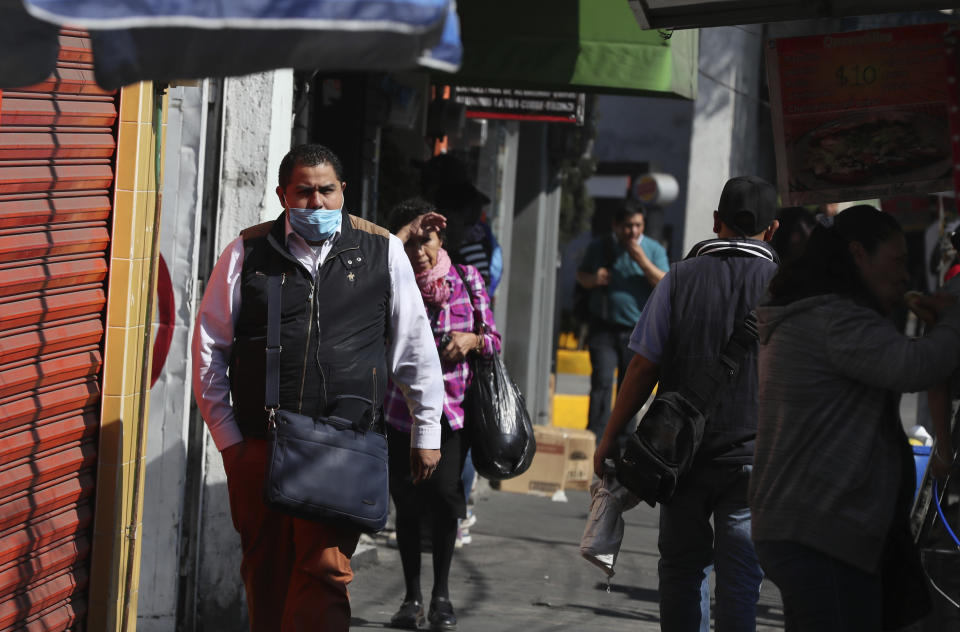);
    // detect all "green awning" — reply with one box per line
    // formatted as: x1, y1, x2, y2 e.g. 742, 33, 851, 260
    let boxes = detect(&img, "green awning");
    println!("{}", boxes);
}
449, 0, 697, 99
